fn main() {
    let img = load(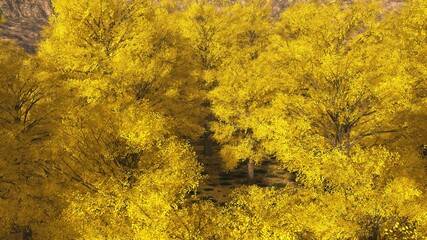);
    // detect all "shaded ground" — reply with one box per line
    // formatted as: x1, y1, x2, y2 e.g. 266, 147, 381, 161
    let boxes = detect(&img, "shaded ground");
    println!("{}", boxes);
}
192, 144, 296, 205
